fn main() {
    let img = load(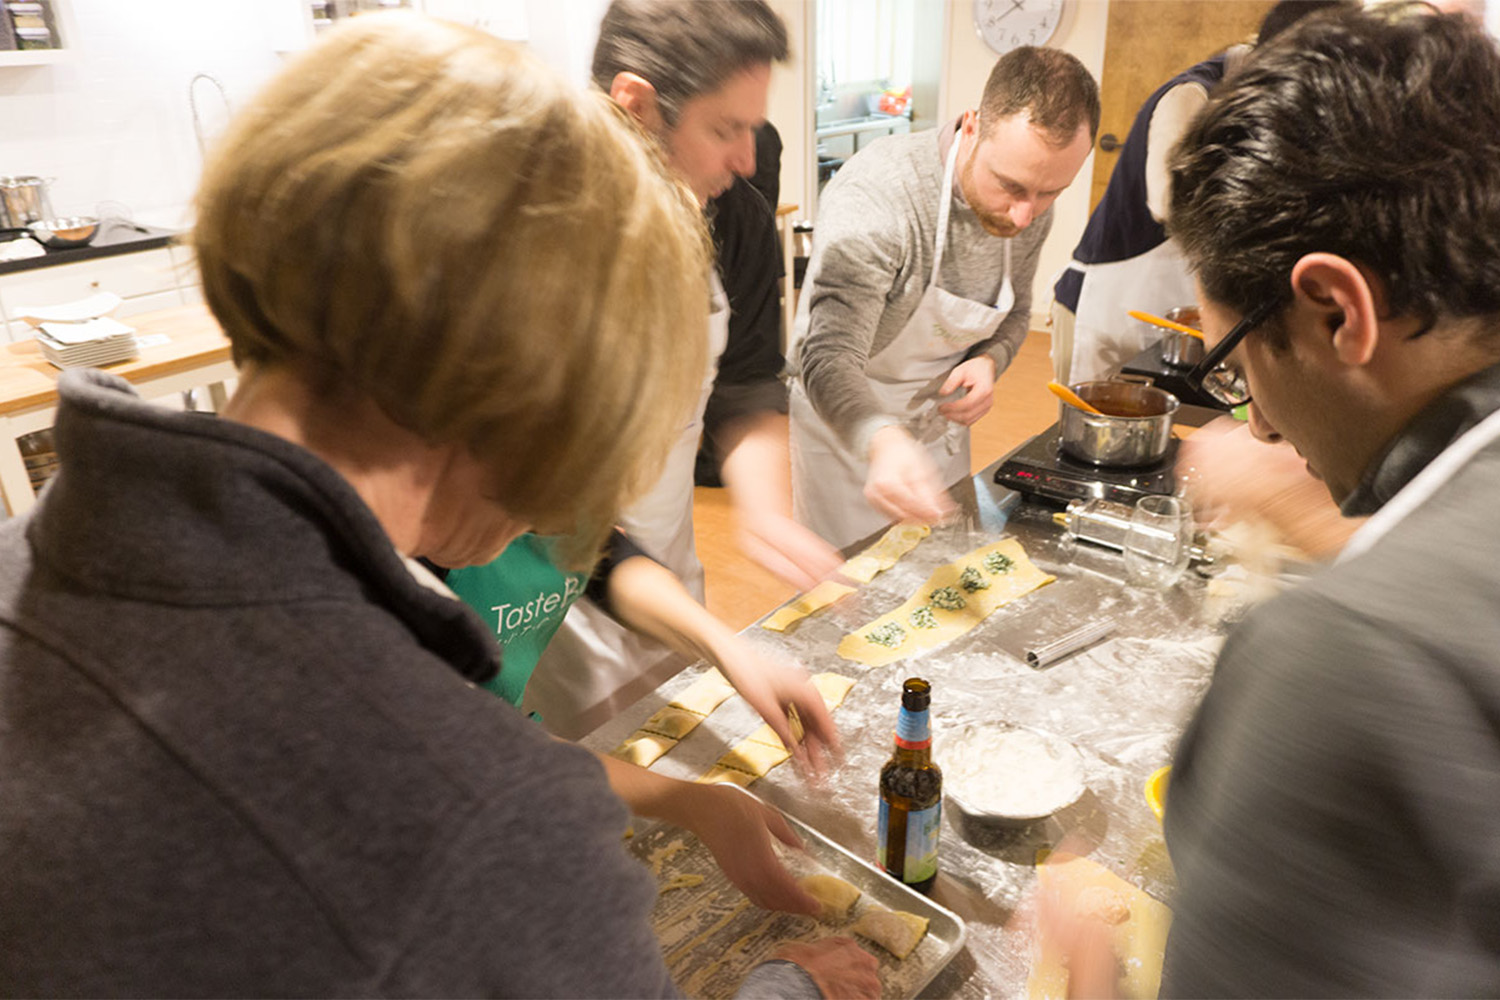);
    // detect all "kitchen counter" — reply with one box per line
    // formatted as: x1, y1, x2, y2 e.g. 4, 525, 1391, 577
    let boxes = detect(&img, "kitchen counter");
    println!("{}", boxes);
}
0, 219, 178, 277
0, 304, 233, 516
584, 458, 1234, 996
815, 112, 912, 141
